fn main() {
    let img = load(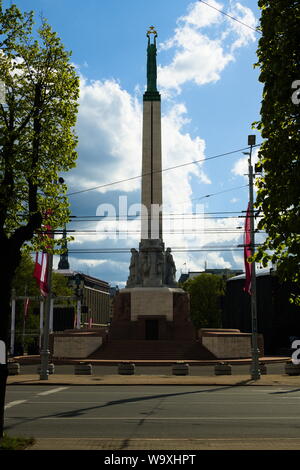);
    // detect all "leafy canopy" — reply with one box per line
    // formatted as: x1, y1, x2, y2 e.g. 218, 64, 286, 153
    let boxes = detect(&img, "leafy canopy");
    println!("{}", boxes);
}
254, 0, 300, 303
182, 274, 225, 329
0, 1, 79, 253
